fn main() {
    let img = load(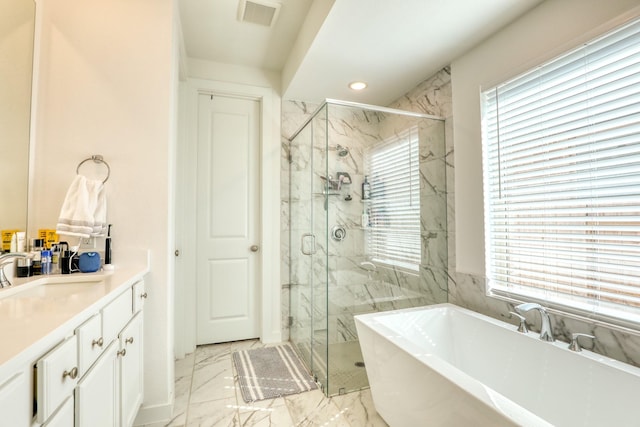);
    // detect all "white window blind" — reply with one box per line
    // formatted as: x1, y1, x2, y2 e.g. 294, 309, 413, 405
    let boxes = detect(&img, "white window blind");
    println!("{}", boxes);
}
482, 17, 640, 325
367, 127, 421, 270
